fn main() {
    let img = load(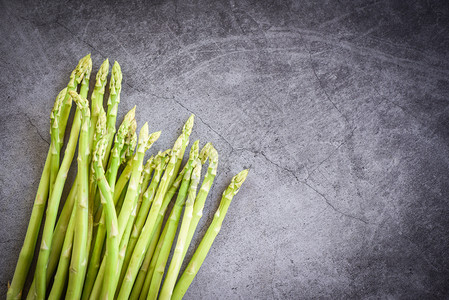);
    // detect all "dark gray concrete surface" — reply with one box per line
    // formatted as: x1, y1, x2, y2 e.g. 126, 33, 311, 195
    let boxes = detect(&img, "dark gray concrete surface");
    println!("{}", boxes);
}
1, 0, 449, 299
